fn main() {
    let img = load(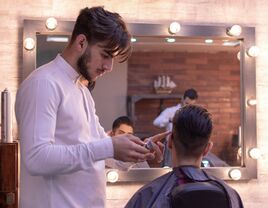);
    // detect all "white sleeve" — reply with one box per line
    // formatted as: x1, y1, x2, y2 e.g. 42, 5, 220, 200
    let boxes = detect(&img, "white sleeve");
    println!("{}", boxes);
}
153, 108, 170, 128
15, 78, 113, 176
